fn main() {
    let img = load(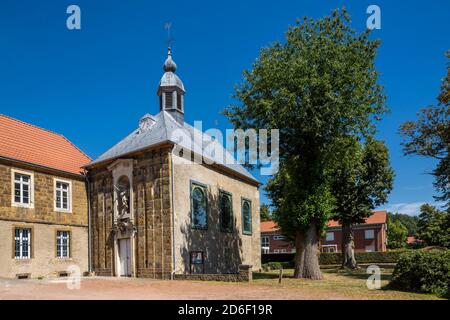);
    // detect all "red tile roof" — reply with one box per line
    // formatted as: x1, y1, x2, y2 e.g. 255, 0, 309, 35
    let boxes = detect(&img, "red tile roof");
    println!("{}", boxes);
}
0, 114, 91, 175
327, 210, 387, 227
260, 220, 279, 233
261, 210, 388, 233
